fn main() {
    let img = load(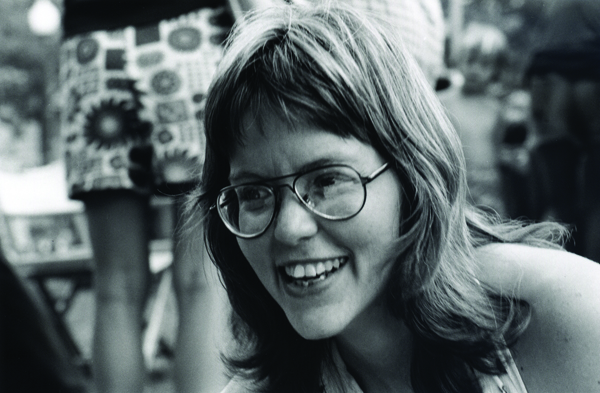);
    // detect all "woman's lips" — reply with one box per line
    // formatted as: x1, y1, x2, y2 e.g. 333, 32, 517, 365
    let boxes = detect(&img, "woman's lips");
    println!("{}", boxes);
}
279, 257, 348, 287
